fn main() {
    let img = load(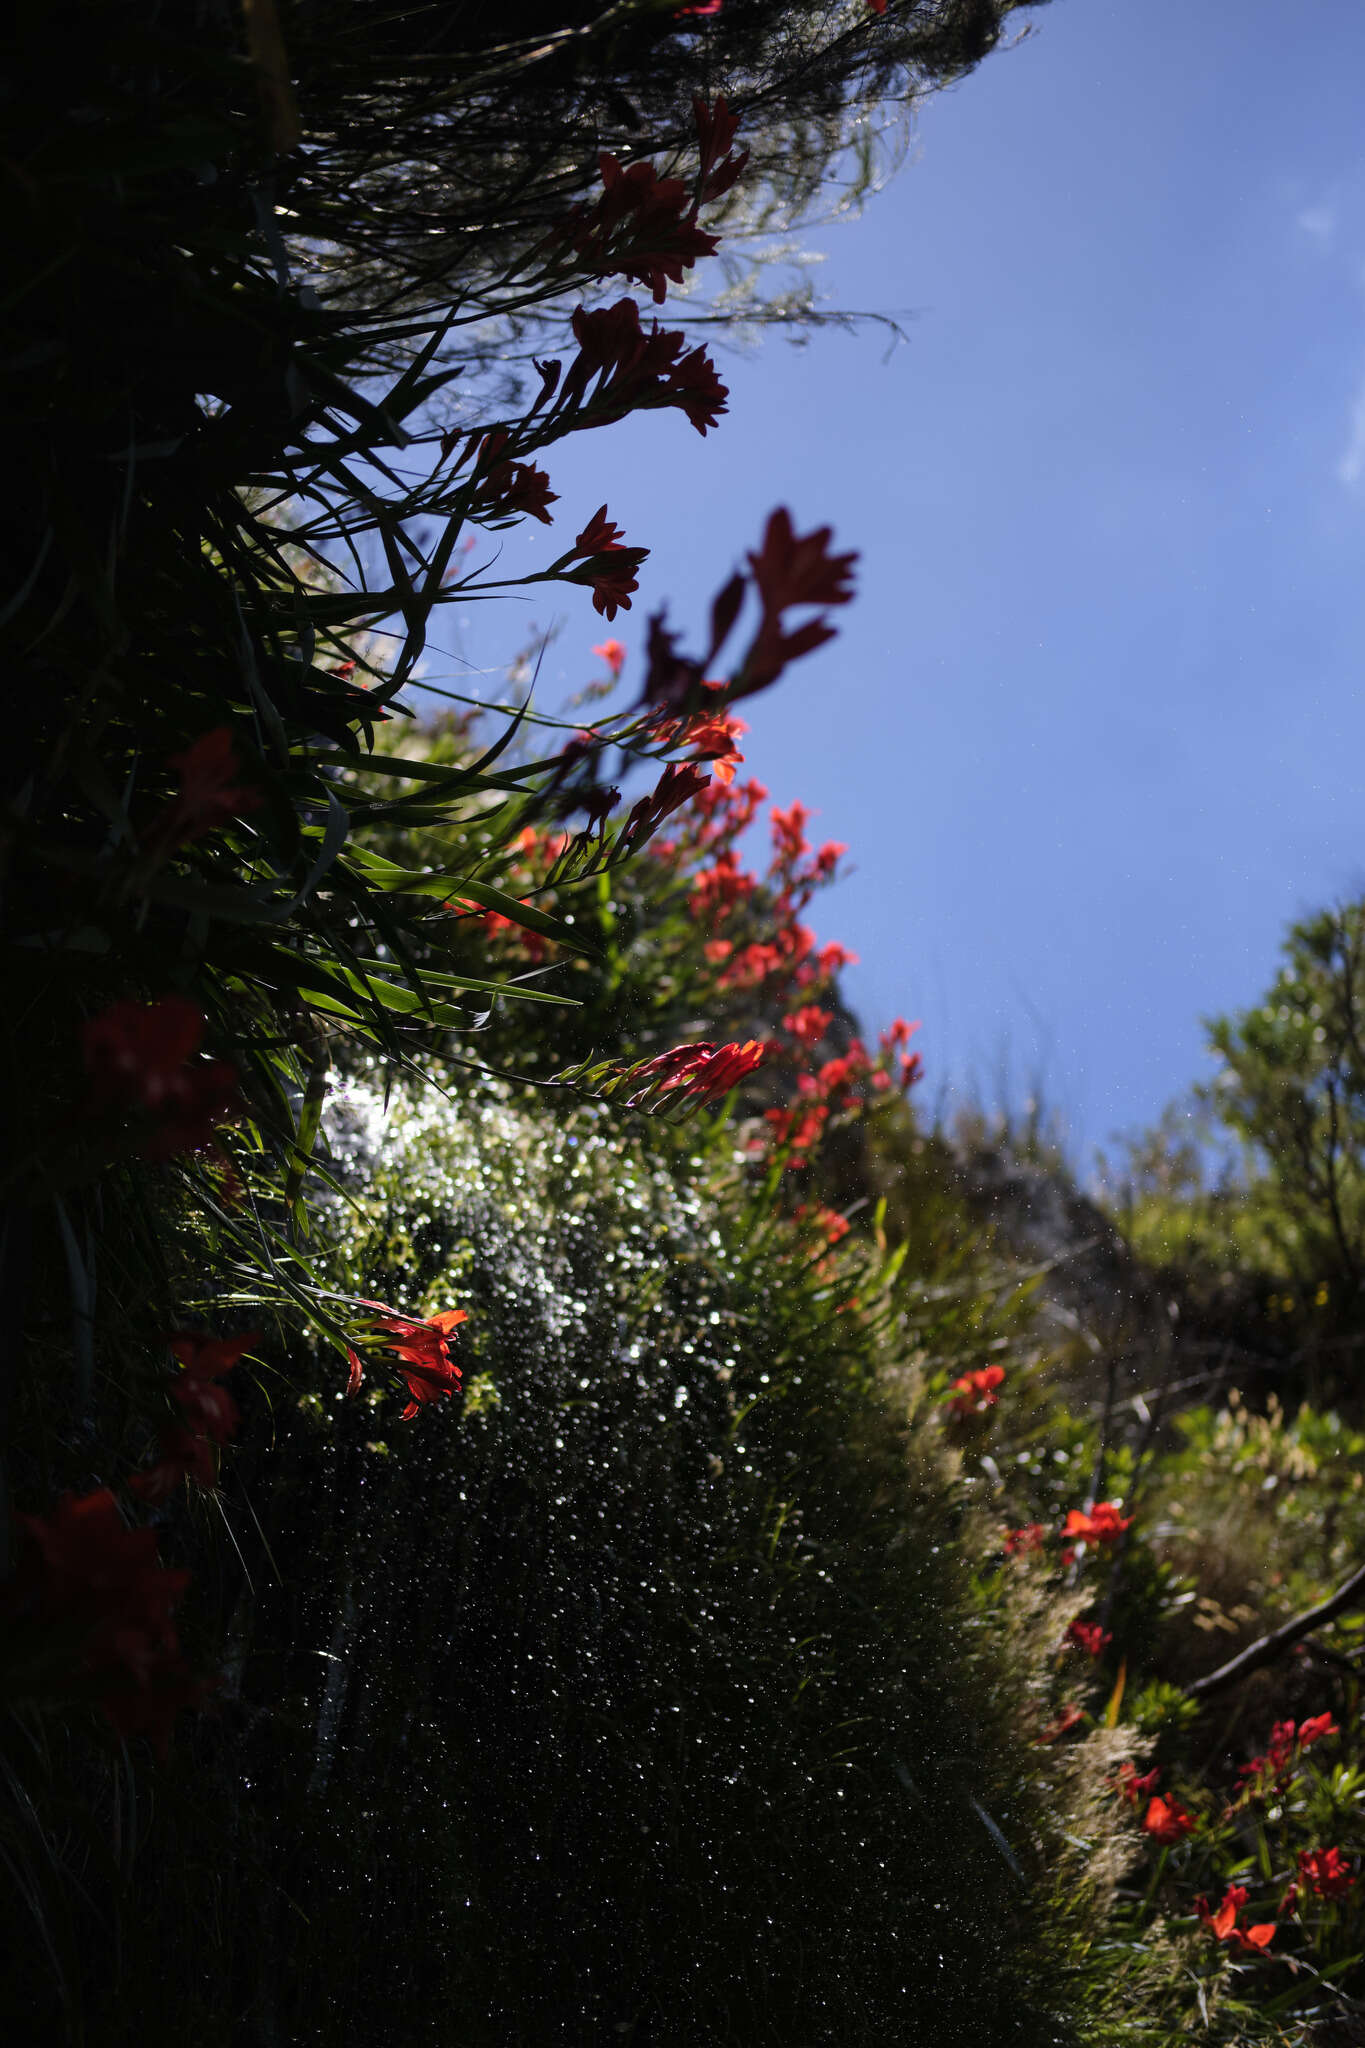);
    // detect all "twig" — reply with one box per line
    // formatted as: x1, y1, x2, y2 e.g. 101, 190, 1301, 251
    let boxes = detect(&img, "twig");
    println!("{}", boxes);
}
1187, 1559, 1365, 1700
